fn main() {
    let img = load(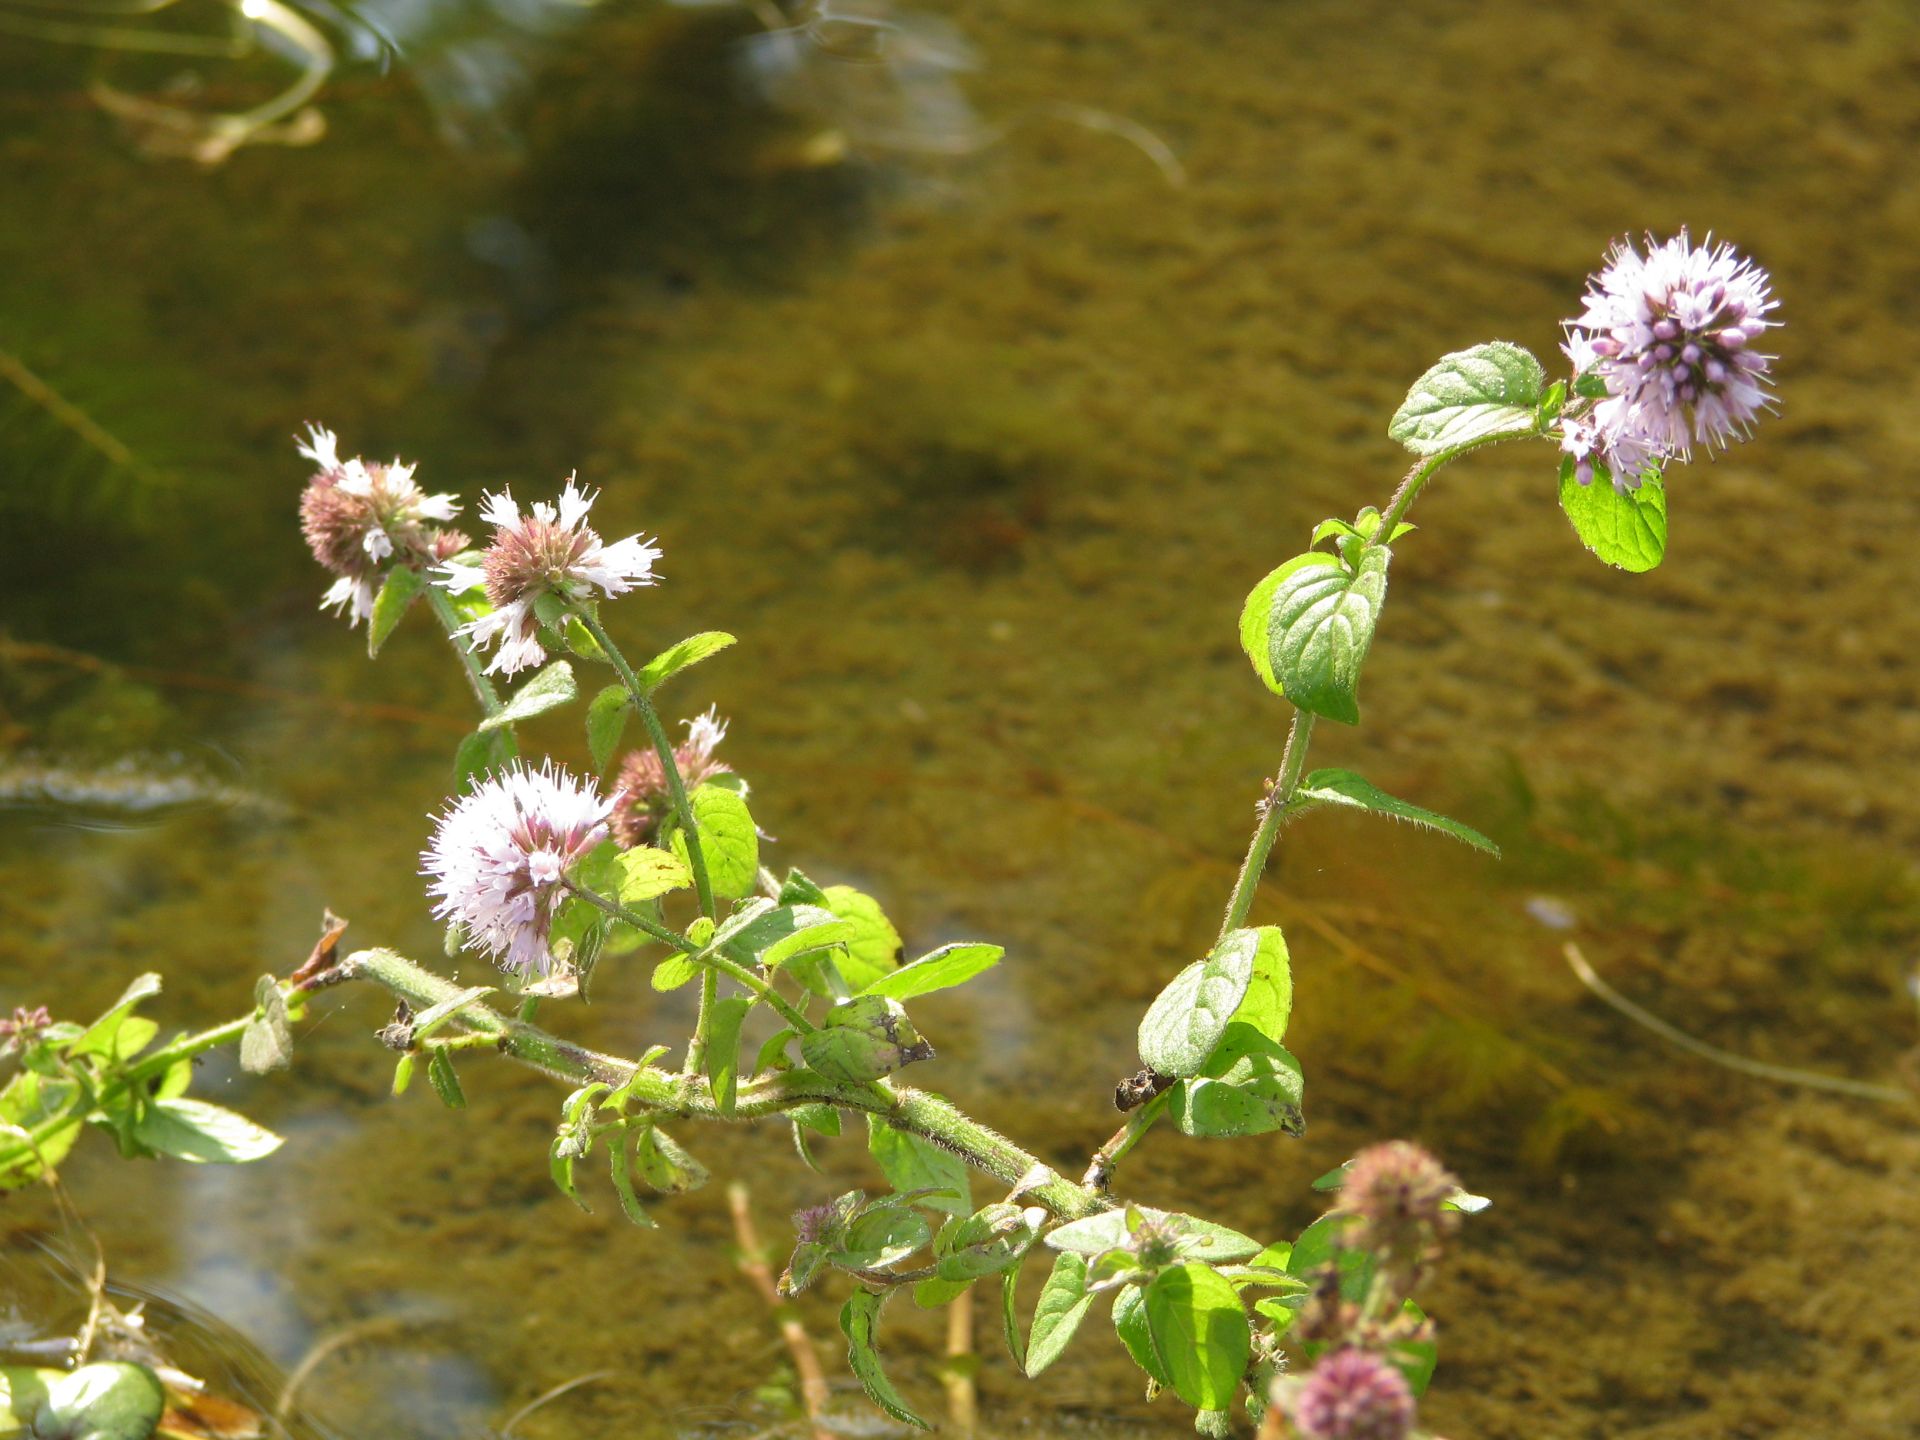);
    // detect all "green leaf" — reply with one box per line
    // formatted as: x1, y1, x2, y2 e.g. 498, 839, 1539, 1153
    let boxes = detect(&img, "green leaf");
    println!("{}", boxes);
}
36, 1363, 165, 1440
426, 1047, 467, 1109
131, 1098, 283, 1163
637, 630, 738, 691
1226, 925, 1291, 1044
608, 1127, 656, 1228
1559, 459, 1668, 572
586, 684, 631, 772
1025, 1252, 1093, 1376
911, 1275, 971, 1308
1138, 929, 1261, 1079
611, 846, 691, 905
451, 727, 512, 791
721, 903, 852, 971
561, 614, 607, 661
239, 974, 293, 1075
998, 1270, 1027, 1371
1238, 554, 1325, 698
651, 952, 699, 991
1170, 1024, 1305, 1140
707, 996, 752, 1116
1144, 1264, 1251, 1411
1294, 767, 1499, 856
840, 1291, 932, 1430
479, 659, 578, 732
868, 1118, 971, 1219
1113, 1286, 1171, 1387
934, 1203, 1042, 1283
635, 1127, 708, 1193
833, 1206, 931, 1273
800, 997, 933, 1082
367, 566, 423, 658
818, 886, 903, 993
669, 784, 759, 901
1392, 1299, 1437, 1395
1266, 546, 1389, 725
1045, 1206, 1262, 1265
0, 1073, 83, 1187
1388, 341, 1547, 455
860, 943, 1003, 1001
67, 973, 161, 1058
